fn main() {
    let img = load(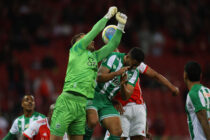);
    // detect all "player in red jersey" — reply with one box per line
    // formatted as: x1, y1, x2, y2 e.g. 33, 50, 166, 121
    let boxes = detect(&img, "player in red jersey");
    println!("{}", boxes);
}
105, 62, 179, 140
22, 104, 54, 140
